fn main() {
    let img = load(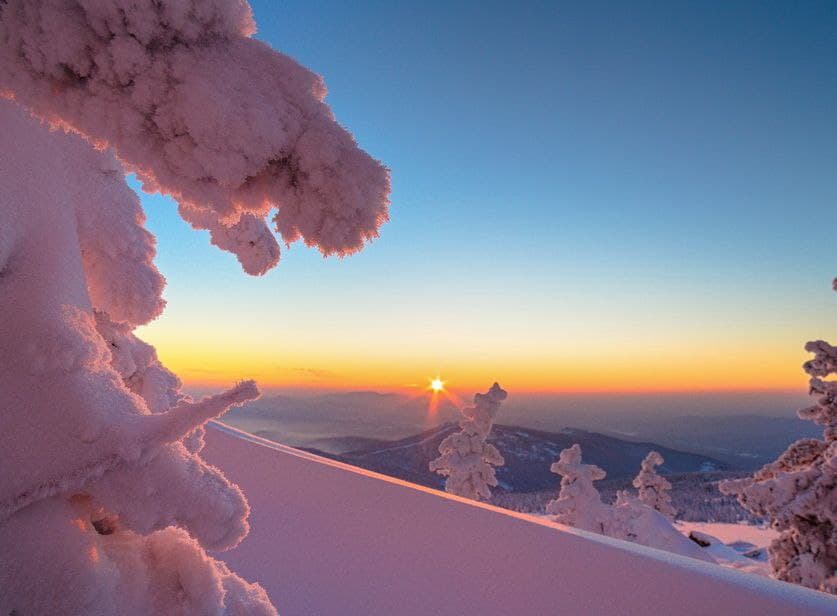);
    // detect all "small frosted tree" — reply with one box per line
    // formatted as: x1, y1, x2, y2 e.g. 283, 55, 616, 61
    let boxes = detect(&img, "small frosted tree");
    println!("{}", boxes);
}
545, 444, 611, 533
430, 383, 507, 500
721, 282, 836, 594
633, 451, 676, 520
